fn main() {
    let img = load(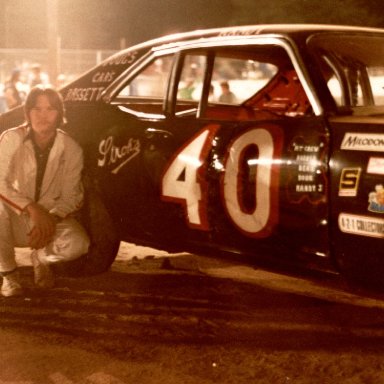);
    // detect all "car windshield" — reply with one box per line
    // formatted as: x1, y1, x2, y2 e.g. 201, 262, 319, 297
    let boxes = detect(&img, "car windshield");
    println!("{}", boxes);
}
308, 33, 384, 113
